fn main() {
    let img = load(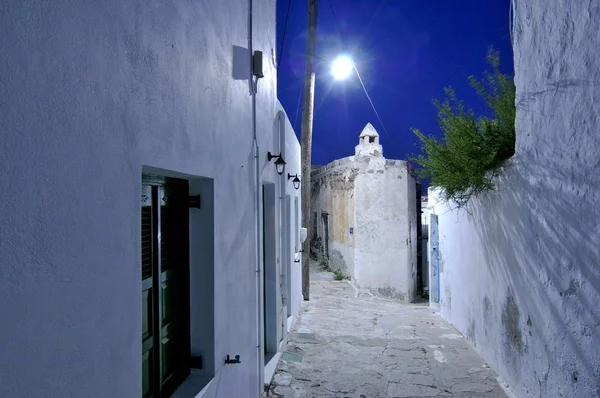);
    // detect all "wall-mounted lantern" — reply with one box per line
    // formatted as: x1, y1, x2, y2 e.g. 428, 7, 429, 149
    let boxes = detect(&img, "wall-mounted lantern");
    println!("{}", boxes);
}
267, 152, 286, 175
287, 173, 301, 190
252, 51, 264, 78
